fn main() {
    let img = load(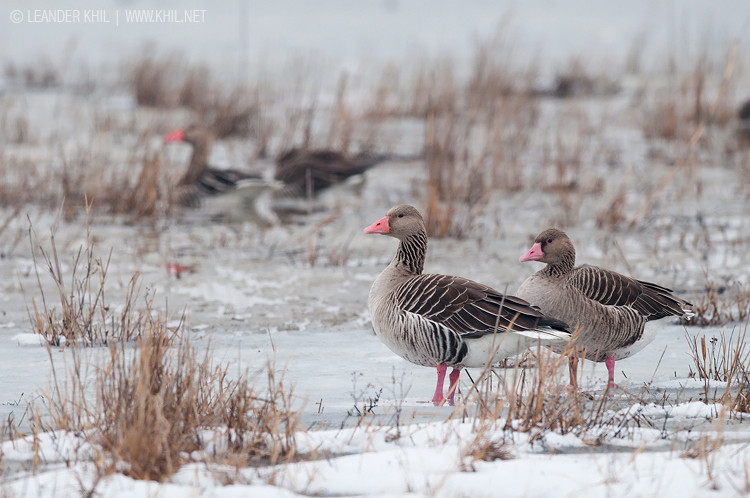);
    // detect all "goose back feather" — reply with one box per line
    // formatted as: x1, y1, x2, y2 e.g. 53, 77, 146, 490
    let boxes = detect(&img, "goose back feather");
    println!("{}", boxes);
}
275, 148, 383, 196
518, 228, 693, 363
367, 206, 570, 373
